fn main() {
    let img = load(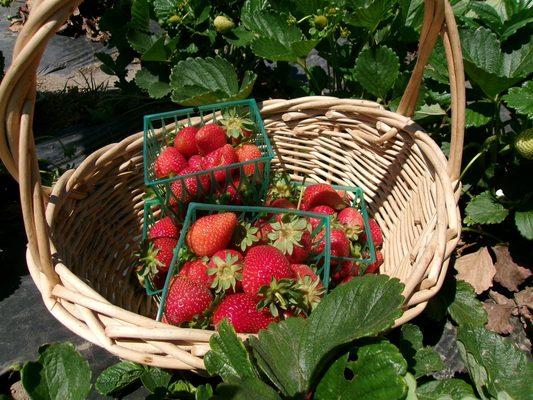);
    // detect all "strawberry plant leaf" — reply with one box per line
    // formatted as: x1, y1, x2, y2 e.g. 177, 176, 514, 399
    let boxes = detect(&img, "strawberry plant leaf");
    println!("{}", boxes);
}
249, 275, 404, 397
460, 27, 533, 98
500, 5, 533, 40
130, 0, 150, 31
215, 377, 282, 400
169, 57, 257, 106
353, 46, 400, 99
135, 68, 171, 99
96, 361, 144, 396
448, 281, 488, 327
314, 341, 408, 400
425, 41, 449, 84
345, 0, 396, 32
21, 343, 92, 400
503, 81, 533, 117
398, 324, 445, 378
465, 102, 493, 128
204, 320, 257, 382
153, 0, 176, 21
515, 208, 533, 240
140, 367, 171, 393
457, 325, 533, 400
464, 191, 509, 225
416, 378, 477, 400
